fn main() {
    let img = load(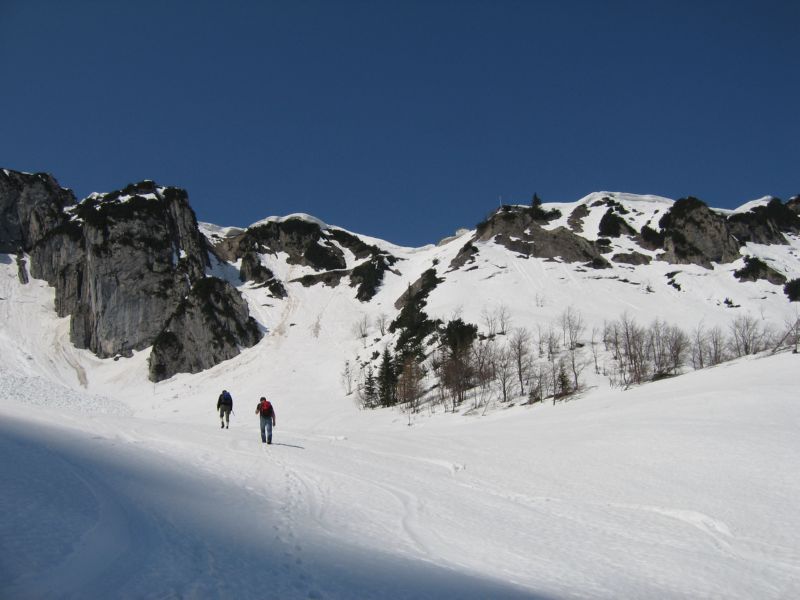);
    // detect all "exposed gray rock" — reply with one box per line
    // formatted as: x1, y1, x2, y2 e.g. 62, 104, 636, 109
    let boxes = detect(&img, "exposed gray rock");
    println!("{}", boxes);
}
349, 254, 399, 301
240, 251, 287, 298
2, 171, 263, 377
0, 170, 75, 253
474, 205, 606, 266
733, 256, 786, 285
448, 241, 479, 271
727, 198, 800, 245
567, 204, 590, 233
15, 253, 29, 284
149, 277, 262, 381
213, 218, 397, 302
53, 183, 211, 358
658, 197, 741, 267
293, 270, 348, 288
787, 196, 800, 215
218, 218, 346, 271
598, 208, 636, 238
612, 251, 652, 265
